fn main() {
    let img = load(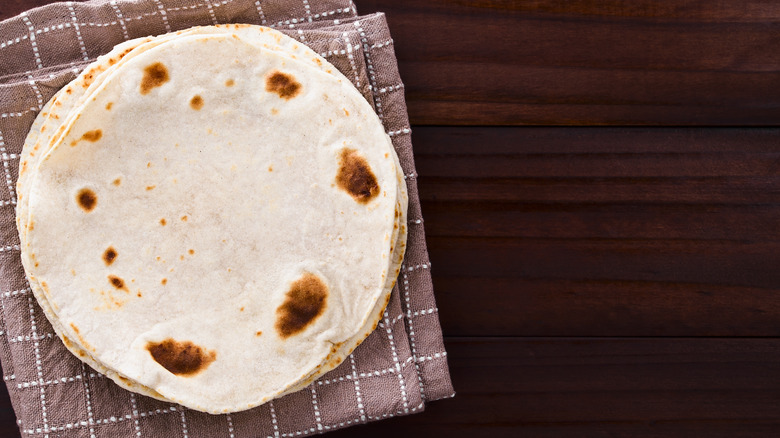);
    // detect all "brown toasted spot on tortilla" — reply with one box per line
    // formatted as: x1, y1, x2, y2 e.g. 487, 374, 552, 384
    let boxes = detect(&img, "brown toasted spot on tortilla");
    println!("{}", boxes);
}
179, 255, 184, 261
108, 275, 127, 290
137, 292, 142, 297
225, 79, 235, 87
268, 165, 273, 172
113, 178, 121, 186
189, 95, 204, 110
188, 249, 194, 255
335, 148, 380, 204
147, 162, 152, 168
103, 247, 117, 265
266, 71, 301, 100
82, 129, 102, 142
146, 339, 216, 376
271, 108, 279, 115
343, 108, 349, 116
240, 307, 244, 312
146, 185, 156, 191
140, 62, 170, 95
76, 188, 97, 212
181, 215, 188, 222
161, 278, 167, 285
160, 218, 167, 226
65, 88, 72, 95
275, 273, 328, 338
105, 102, 113, 110
255, 331, 262, 336
27, 221, 33, 231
